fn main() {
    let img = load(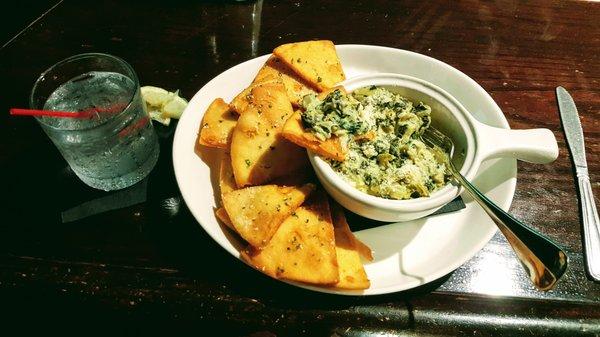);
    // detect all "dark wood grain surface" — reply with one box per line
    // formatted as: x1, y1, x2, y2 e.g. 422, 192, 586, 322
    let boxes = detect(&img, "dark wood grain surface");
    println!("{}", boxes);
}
1, 0, 599, 335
